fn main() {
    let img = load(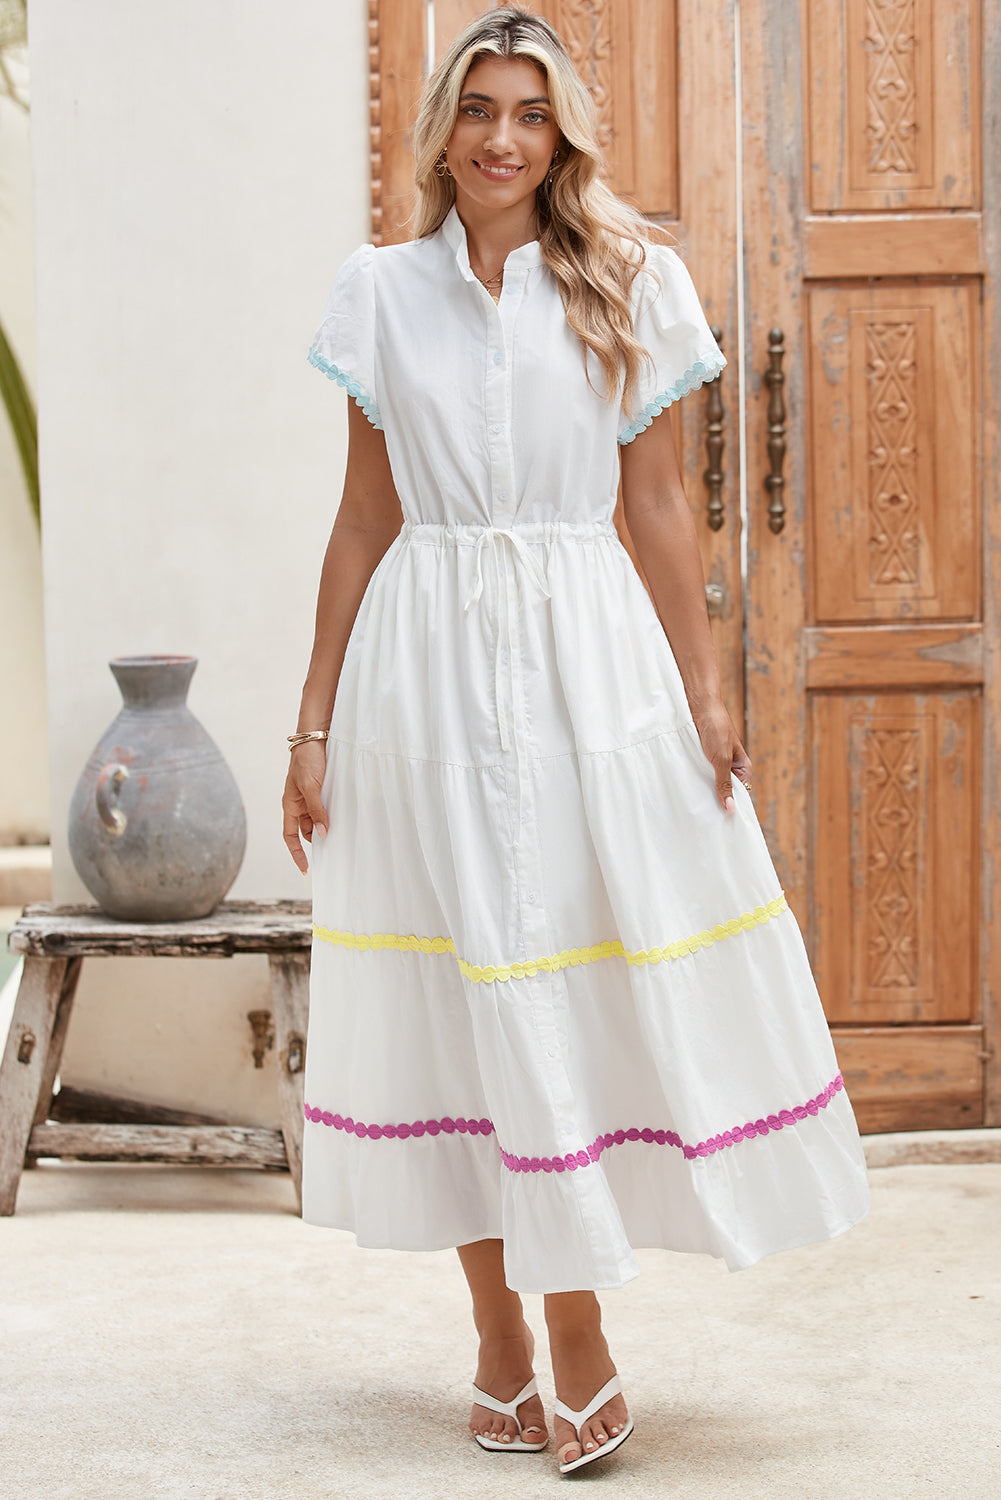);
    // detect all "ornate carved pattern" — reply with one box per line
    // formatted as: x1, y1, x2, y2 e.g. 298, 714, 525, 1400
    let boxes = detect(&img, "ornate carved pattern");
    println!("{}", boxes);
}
865, 319, 919, 585
369, 0, 383, 245
861, 726, 921, 988
863, 0, 919, 174
557, 0, 615, 153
